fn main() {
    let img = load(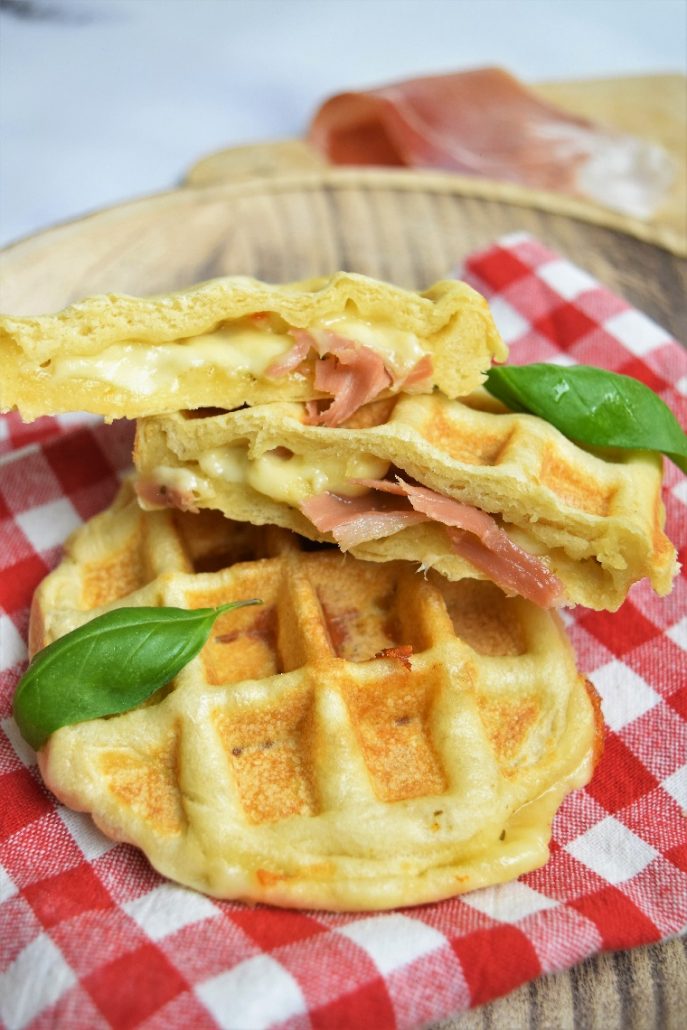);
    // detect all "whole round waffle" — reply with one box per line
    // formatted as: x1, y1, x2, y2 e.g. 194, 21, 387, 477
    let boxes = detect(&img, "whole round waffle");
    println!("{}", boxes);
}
33, 483, 602, 911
